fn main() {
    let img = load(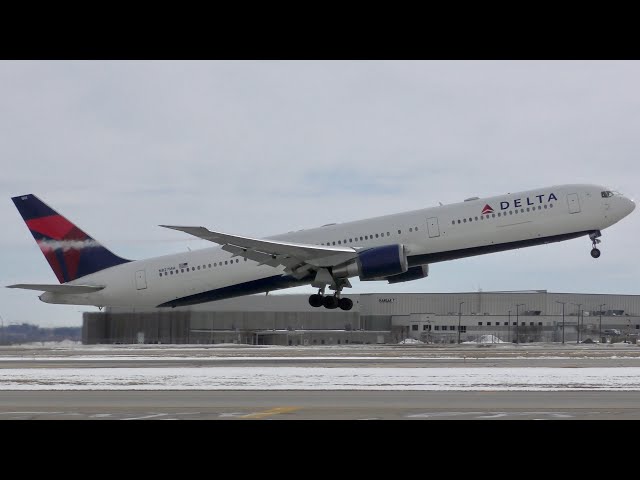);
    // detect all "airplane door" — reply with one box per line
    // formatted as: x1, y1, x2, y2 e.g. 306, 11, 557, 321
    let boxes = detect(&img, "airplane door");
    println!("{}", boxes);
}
427, 217, 440, 238
567, 193, 581, 214
135, 270, 147, 290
